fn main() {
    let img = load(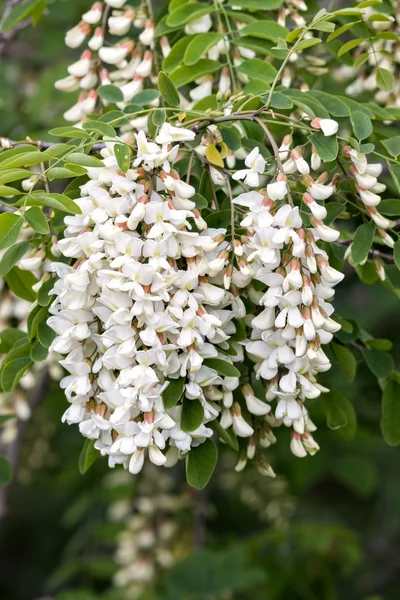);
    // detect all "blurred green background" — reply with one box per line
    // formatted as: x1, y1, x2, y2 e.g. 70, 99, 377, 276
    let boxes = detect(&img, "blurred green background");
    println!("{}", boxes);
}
1, 1, 400, 599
